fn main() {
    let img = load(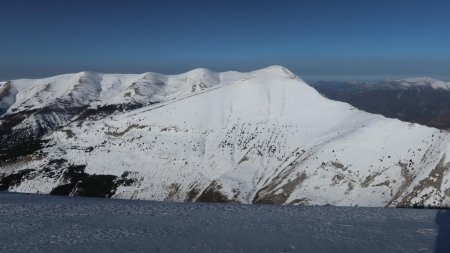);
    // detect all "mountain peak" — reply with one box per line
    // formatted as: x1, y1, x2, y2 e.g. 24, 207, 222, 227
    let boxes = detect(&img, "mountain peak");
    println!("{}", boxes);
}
257, 65, 294, 75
